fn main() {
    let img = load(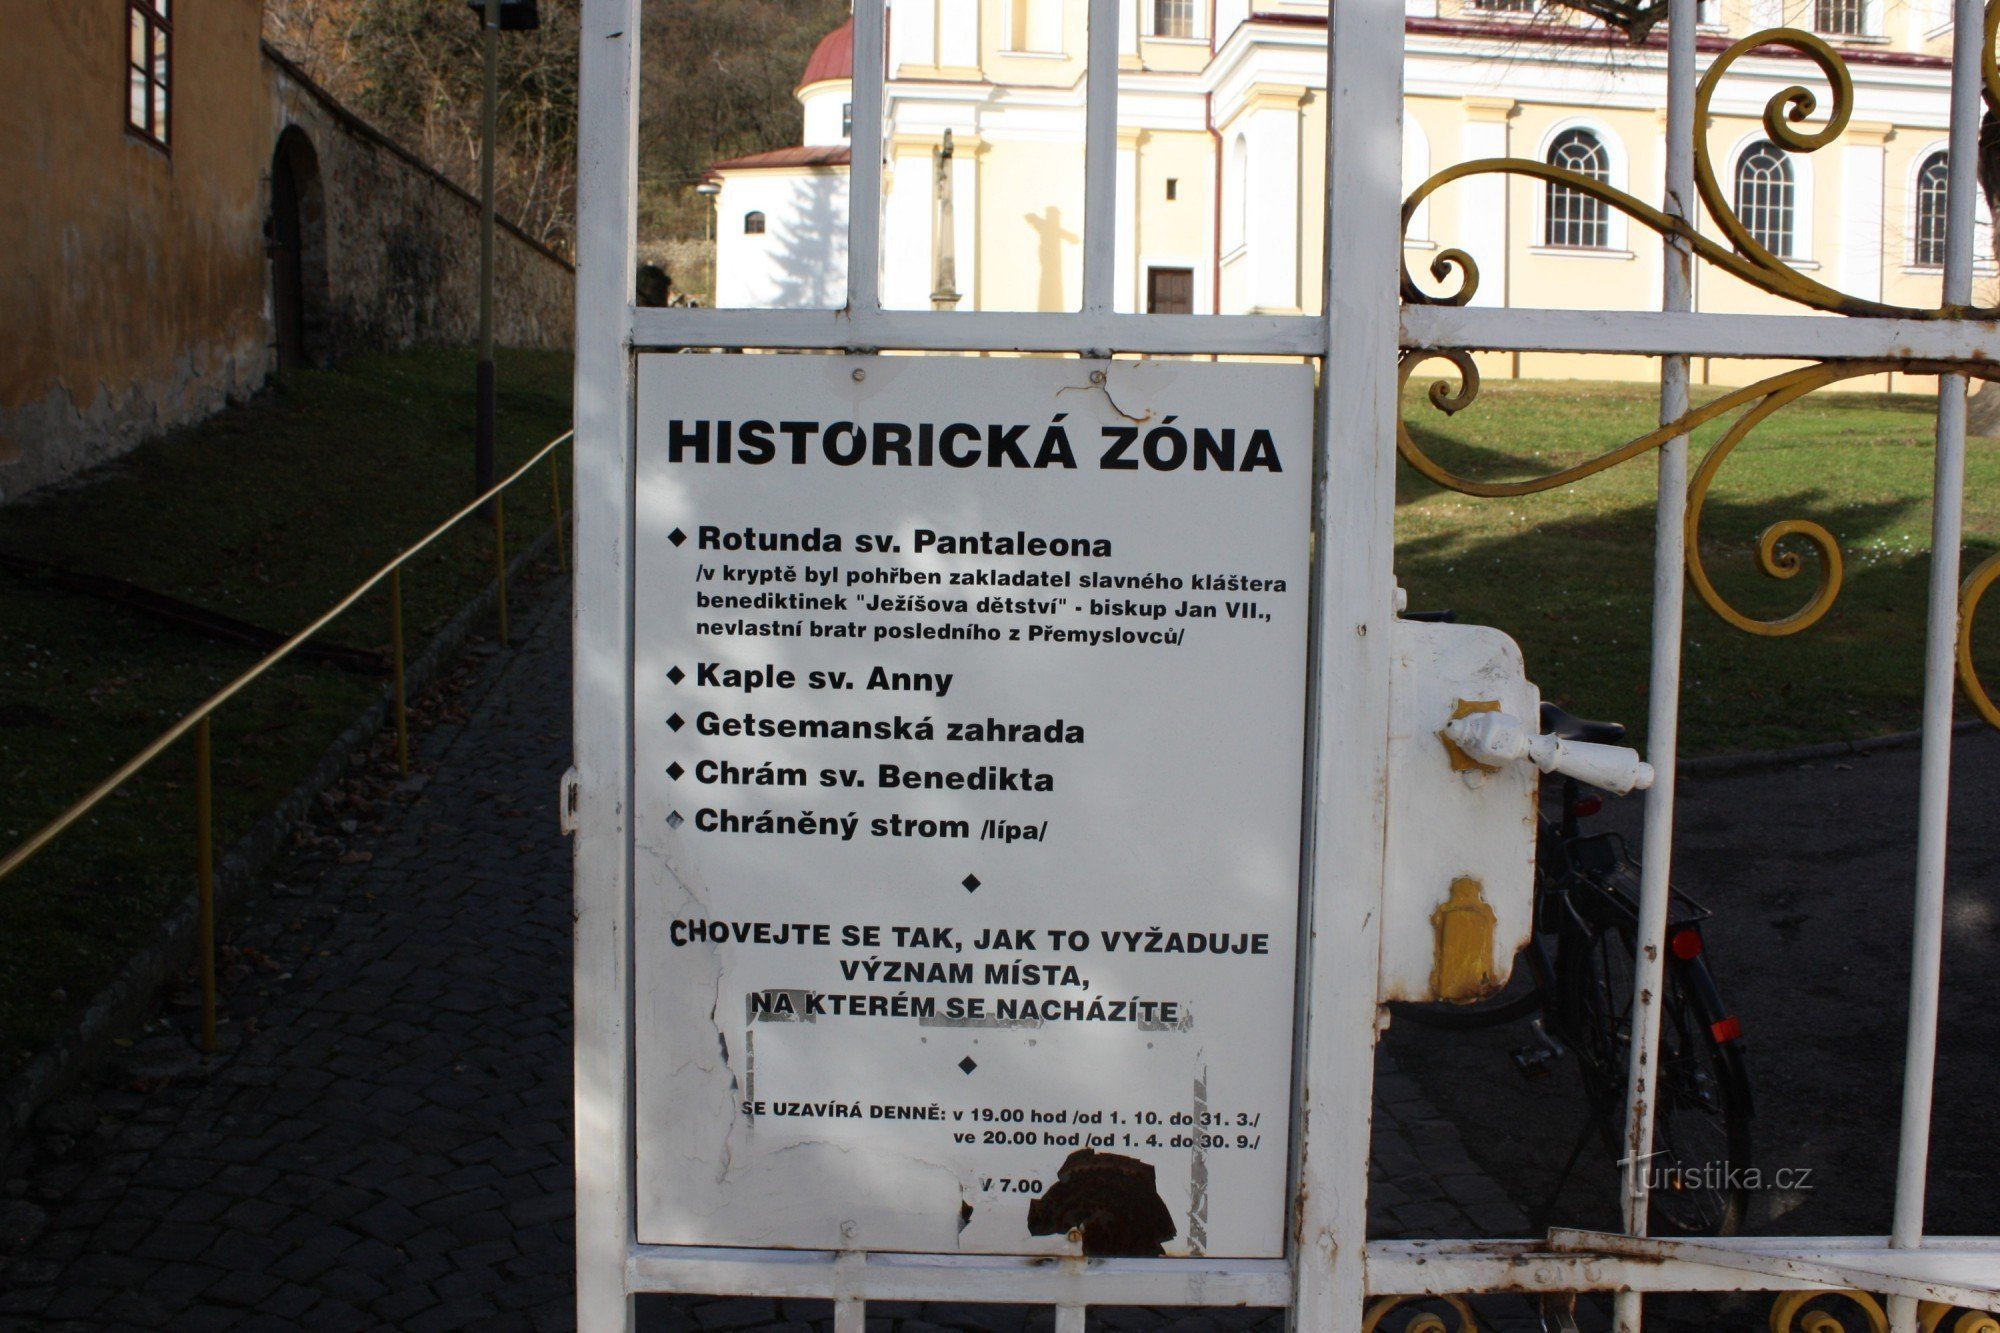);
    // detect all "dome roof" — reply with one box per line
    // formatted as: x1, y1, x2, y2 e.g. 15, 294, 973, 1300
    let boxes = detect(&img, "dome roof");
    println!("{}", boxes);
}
797, 17, 854, 92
